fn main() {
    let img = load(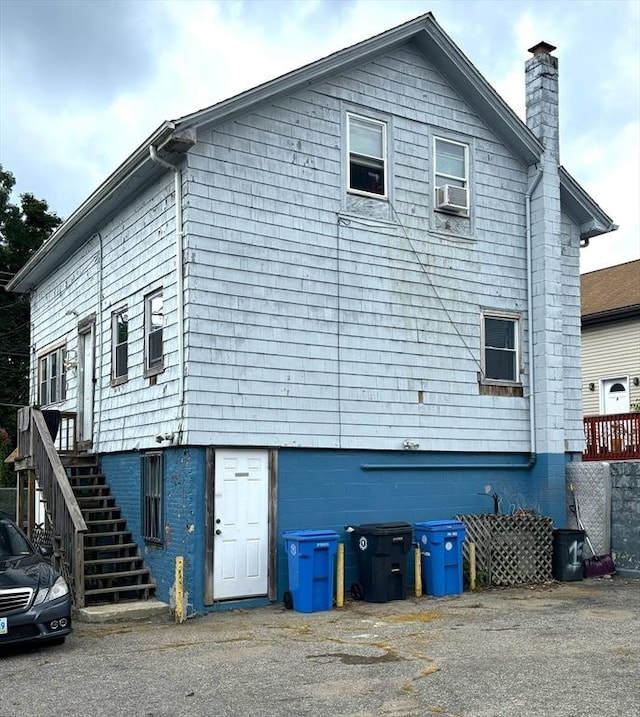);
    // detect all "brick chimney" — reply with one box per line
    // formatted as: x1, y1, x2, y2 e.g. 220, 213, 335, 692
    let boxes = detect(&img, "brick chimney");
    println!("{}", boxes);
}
524, 39, 566, 521
525, 41, 559, 162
